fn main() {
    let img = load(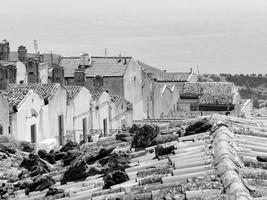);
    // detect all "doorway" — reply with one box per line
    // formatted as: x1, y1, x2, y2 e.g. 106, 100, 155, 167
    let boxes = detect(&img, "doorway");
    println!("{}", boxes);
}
58, 115, 64, 145
31, 124, 36, 143
103, 118, 107, 137
82, 118, 87, 142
